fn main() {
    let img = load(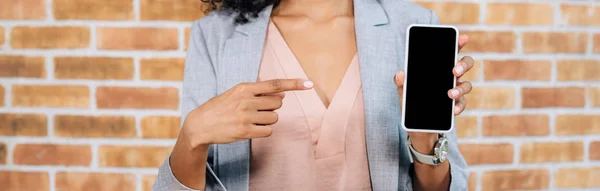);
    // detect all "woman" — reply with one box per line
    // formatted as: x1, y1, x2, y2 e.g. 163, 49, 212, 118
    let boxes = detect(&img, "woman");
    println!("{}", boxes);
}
154, 0, 474, 190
